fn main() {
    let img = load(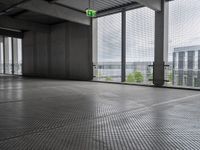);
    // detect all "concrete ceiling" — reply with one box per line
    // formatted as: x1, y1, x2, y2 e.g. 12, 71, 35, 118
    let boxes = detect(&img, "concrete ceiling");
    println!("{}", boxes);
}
0, 0, 23, 5
54, 0, 138, 12
0, 0, 162, 29
0, 0, 65, 25
0, 0, 90, 25
15, 11, 64, 25
50, 0, 162, 12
